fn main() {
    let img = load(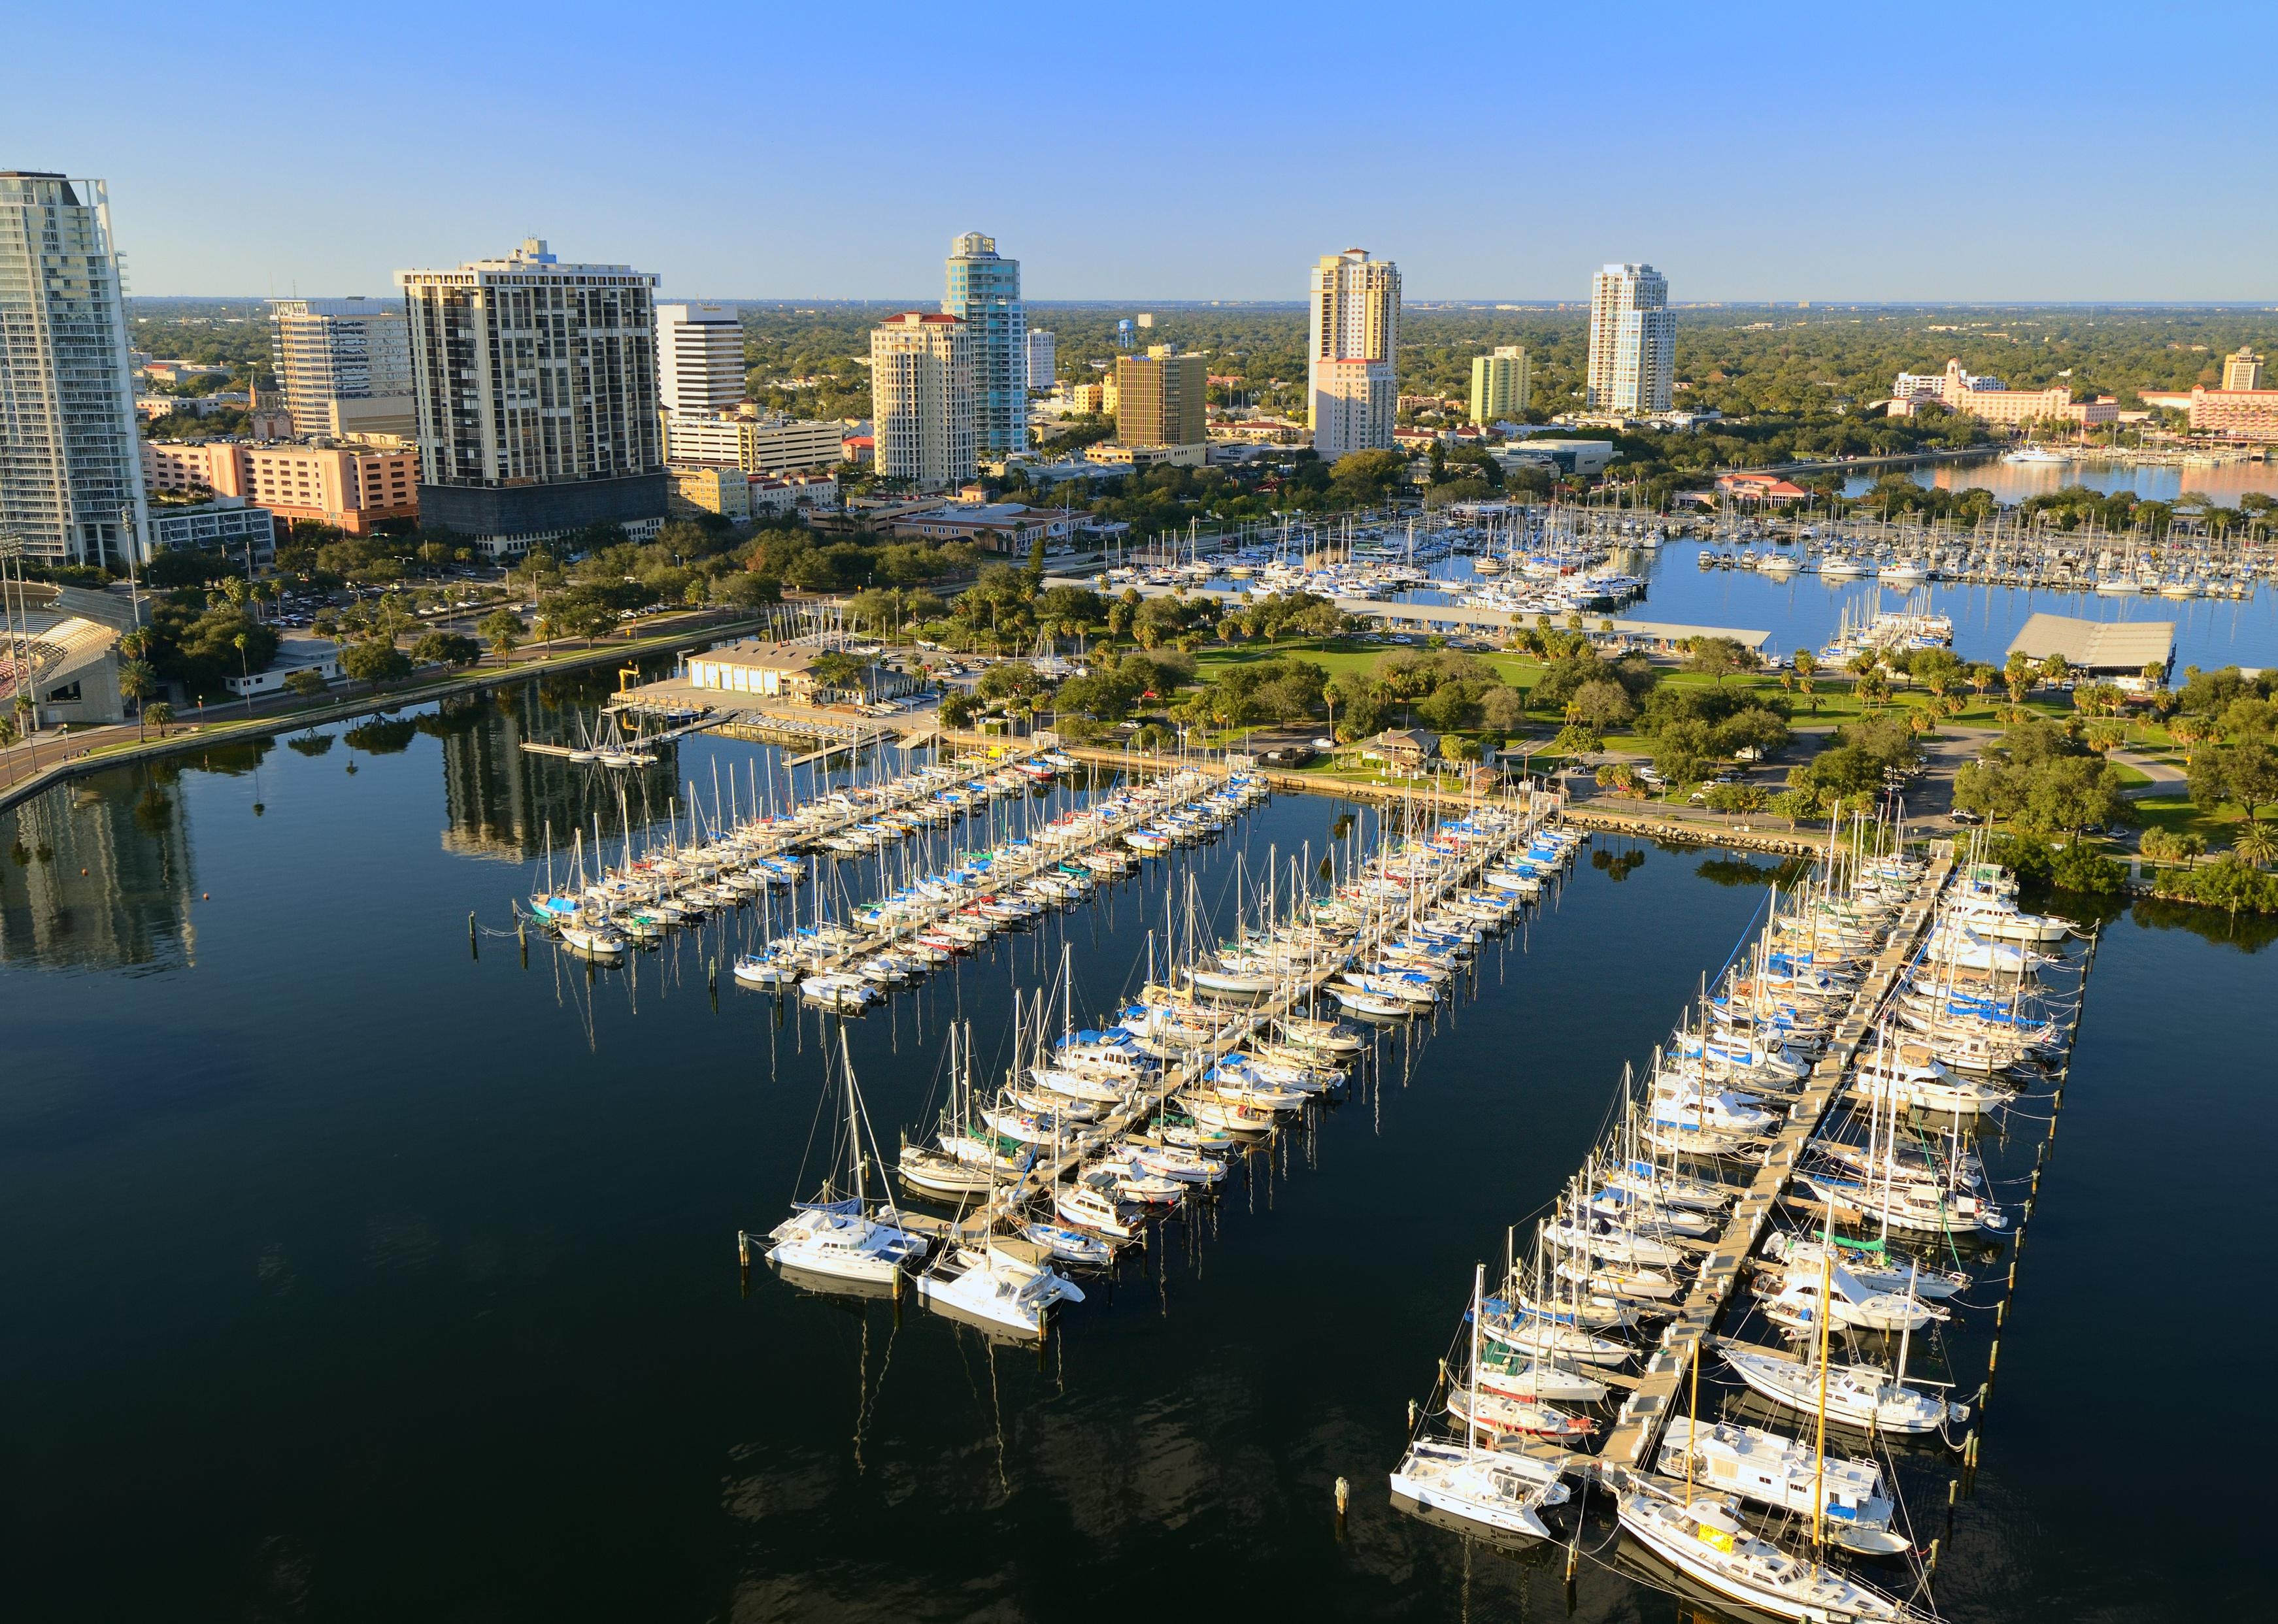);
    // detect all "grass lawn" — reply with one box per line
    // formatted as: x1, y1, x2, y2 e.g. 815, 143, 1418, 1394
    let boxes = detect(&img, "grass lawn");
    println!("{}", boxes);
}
2129, 795, 2274, 852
